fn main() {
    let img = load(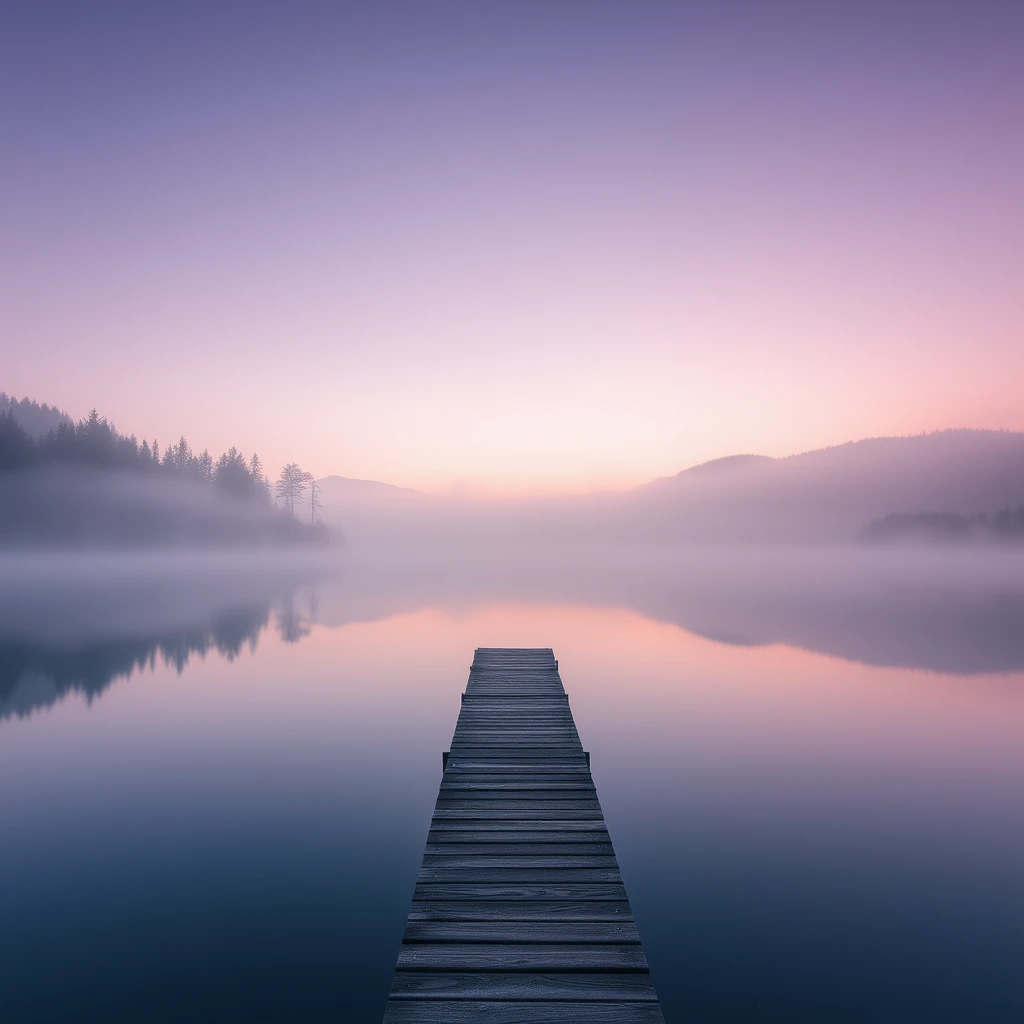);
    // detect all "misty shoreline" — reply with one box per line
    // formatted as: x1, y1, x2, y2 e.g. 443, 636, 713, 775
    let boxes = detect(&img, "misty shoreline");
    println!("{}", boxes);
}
0, 465, 336, 550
